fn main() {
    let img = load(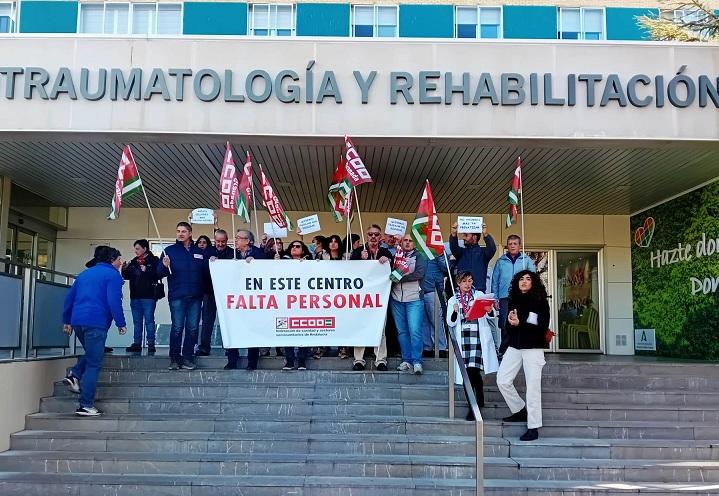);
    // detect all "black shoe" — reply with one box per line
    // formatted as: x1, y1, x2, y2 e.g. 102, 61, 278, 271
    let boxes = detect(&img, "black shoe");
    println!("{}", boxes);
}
181, 361, 197, 370
422, 350, 434, 358
503, 407, 528, 423
376, 363, 388, 372
224, 362, 238, 370
297, 360, 307, 371
125, 343, 142, 353
245, 364, 257, 371
438, 350, 448, 359
520, 428, 539, 441
147, 345, 156, 355
195, 349, 210, 357
352, 363, 365, 371
283, 361, 295, 370
104, 347, 113, 354
168, 361, 180, 371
